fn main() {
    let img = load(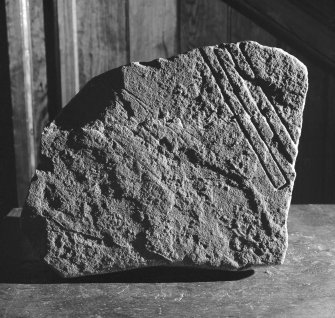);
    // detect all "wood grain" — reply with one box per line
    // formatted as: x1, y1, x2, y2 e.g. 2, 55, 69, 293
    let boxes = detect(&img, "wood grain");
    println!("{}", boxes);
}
43, 0, 62, 120
30, 0, 48, 164
5, 0, 36, 206
57, 0, 79, 106
76, 0, 128, 88
1, 205, 335, 317
179, 0, 229, 52
229, 8, 277, 46
0, 0, 17, 216
288, 0, 335, 32
222, 0, 335, 72
128, 0, 178, 62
